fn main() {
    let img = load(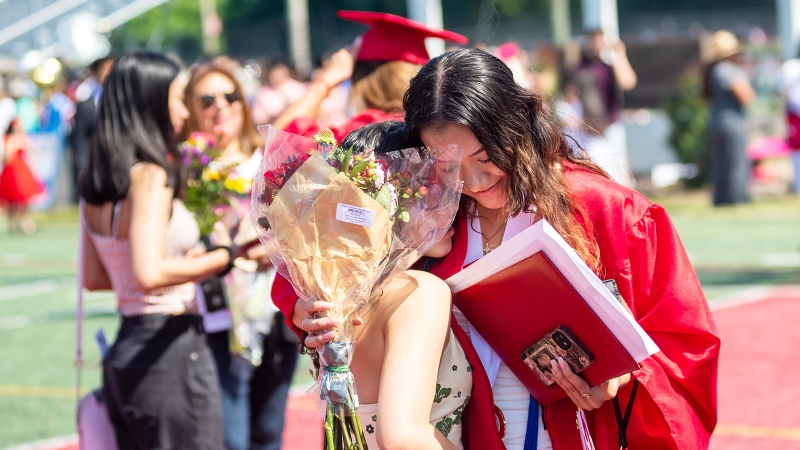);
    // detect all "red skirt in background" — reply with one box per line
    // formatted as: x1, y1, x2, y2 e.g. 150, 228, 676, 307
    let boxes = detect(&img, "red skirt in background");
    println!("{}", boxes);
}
0, 150, 44, 205
787, 111, 800, 150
